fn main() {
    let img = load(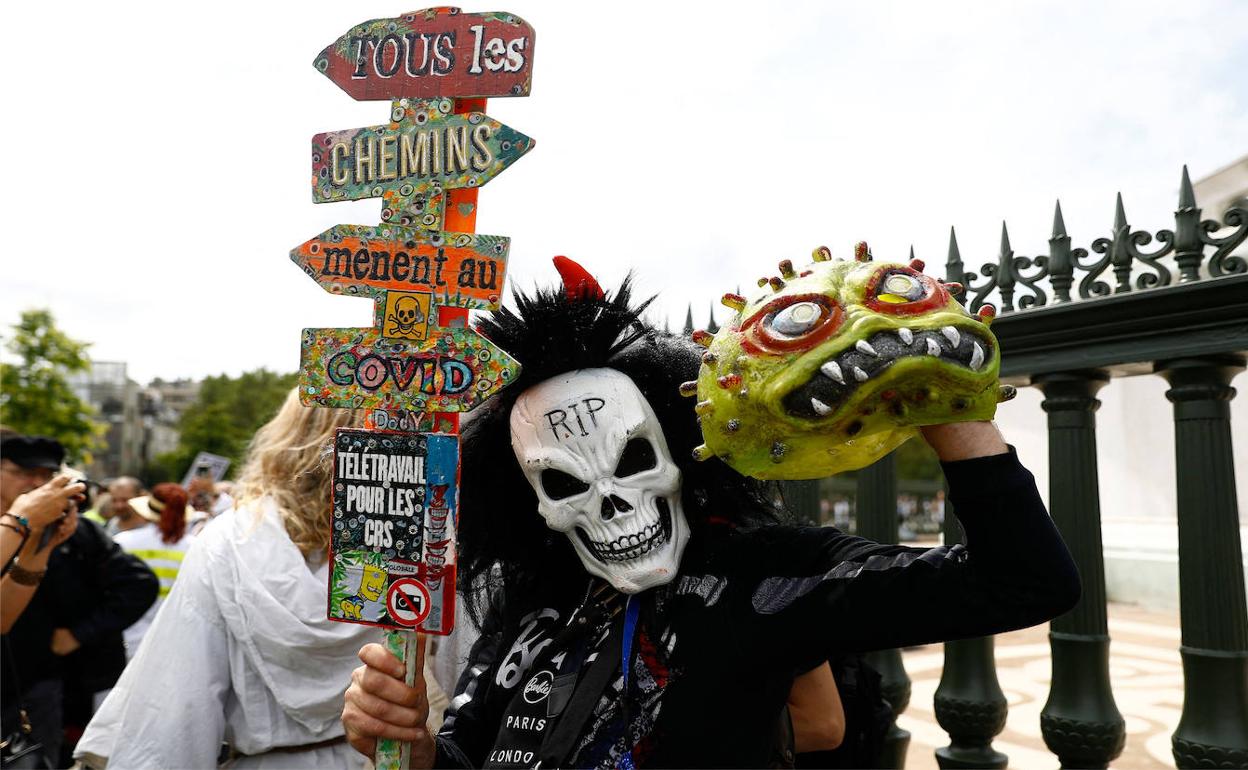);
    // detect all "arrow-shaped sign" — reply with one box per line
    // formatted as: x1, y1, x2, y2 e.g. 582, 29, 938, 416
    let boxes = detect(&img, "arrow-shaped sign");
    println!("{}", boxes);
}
291, 224, 509, 311
313, 8, 535, 102
300, 325, 519, 413
311, 99, 533, 215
